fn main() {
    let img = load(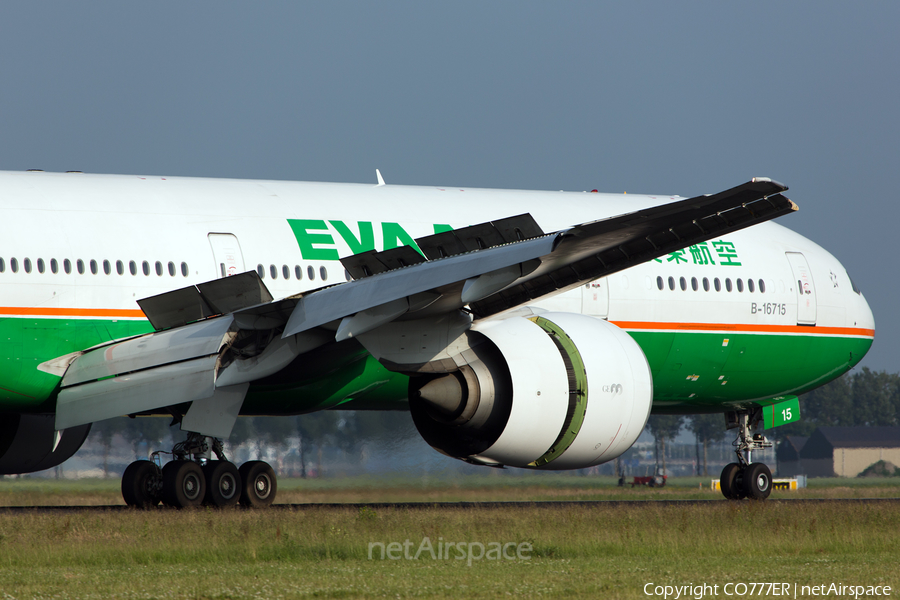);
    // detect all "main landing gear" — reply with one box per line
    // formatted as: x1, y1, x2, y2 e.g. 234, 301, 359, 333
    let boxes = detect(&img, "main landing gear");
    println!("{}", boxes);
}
121, 433, 278, 509
719, 408, 773, 500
